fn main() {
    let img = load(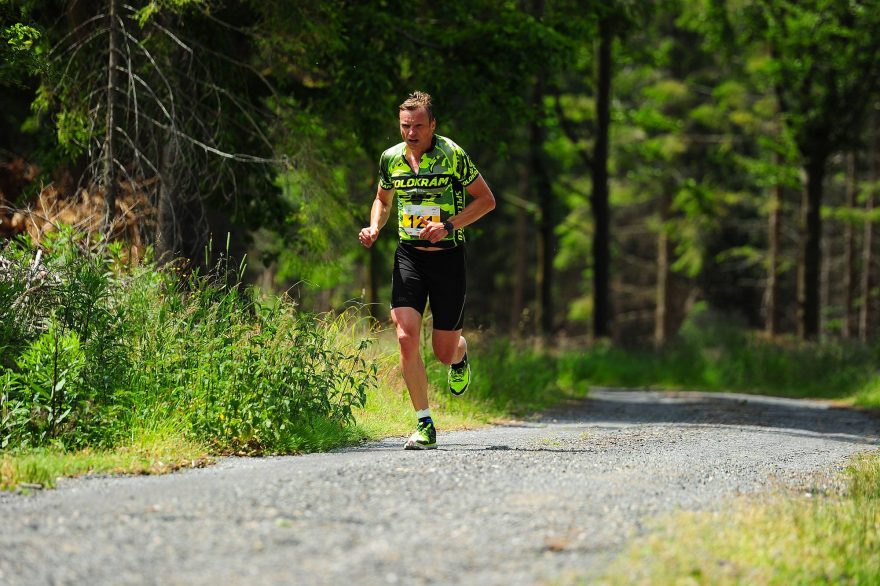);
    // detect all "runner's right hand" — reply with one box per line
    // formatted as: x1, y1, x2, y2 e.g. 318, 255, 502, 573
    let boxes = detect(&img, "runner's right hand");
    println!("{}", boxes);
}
359, 226, 379, 248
